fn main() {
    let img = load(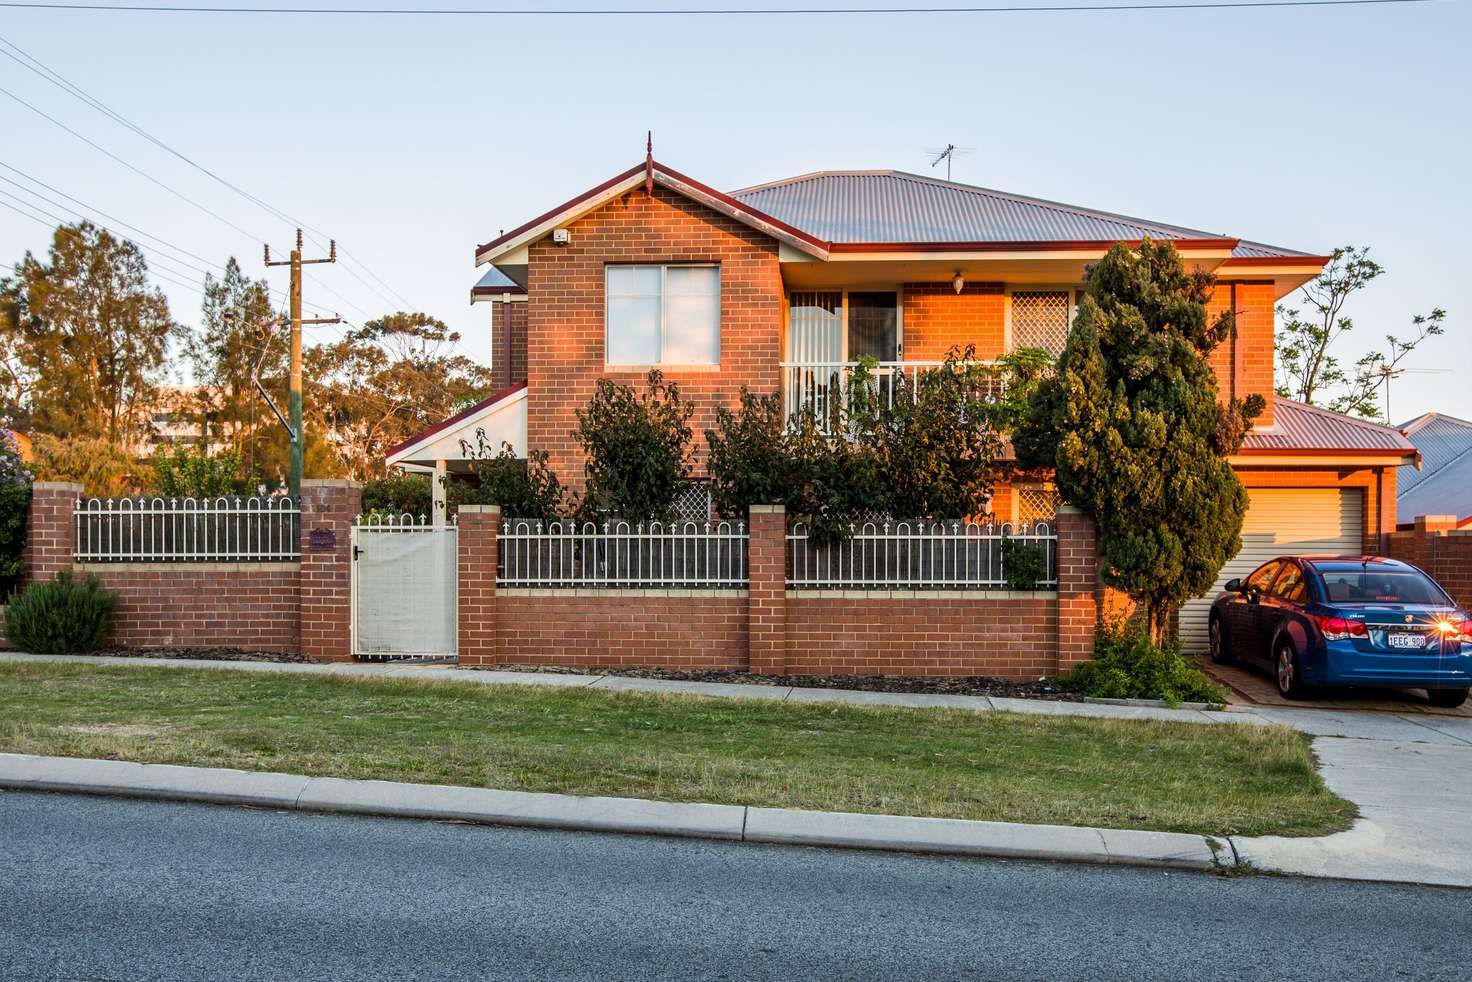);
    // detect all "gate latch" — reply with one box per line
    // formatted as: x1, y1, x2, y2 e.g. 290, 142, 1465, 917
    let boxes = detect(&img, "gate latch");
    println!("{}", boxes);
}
352, 545, 364, 560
